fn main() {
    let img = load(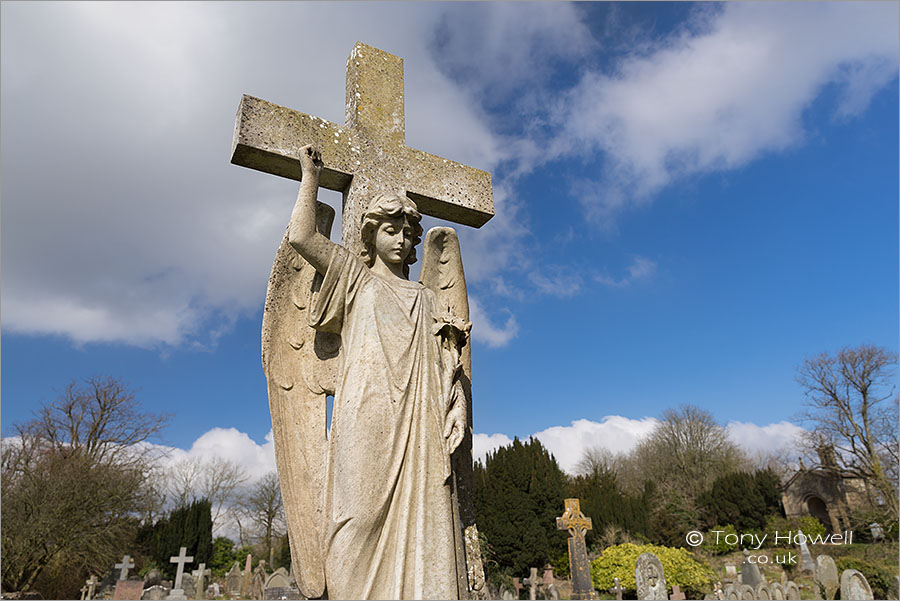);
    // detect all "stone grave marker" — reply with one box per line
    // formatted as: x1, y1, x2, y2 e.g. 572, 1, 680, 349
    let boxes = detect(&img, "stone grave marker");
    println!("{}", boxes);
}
115, 555, 136, 581
669, 584, 686, 600
240, 554, 252, 598
556, 498, 597, 600
166, 546, 193, 600
542, 565, 559, 600
112, 580, 144, 600
85, 575, 100, 600
252, 560, 268, 600
144, 569, 164, 588
724, 564, 737, 580
783, 580, 800, 600
738, 584, 755, 600
141, 585, 168, 601
840, 569, 873, 600
869, 522, 885, 541
225, 562, 242, 598
796, 530, 814, 573
191, 563, 211, 600
81, 584, 89, 600
180, 573, 196, 600
739, 550, 763, 587
814, 554, 839, 600
264, 567, 300, 600
768, 582, 785, 599
755, 582, 771, 599
722, 583, 739, 600
635, 552, 667, 600
609, 577, 623, 601
522, 567, 540, 600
